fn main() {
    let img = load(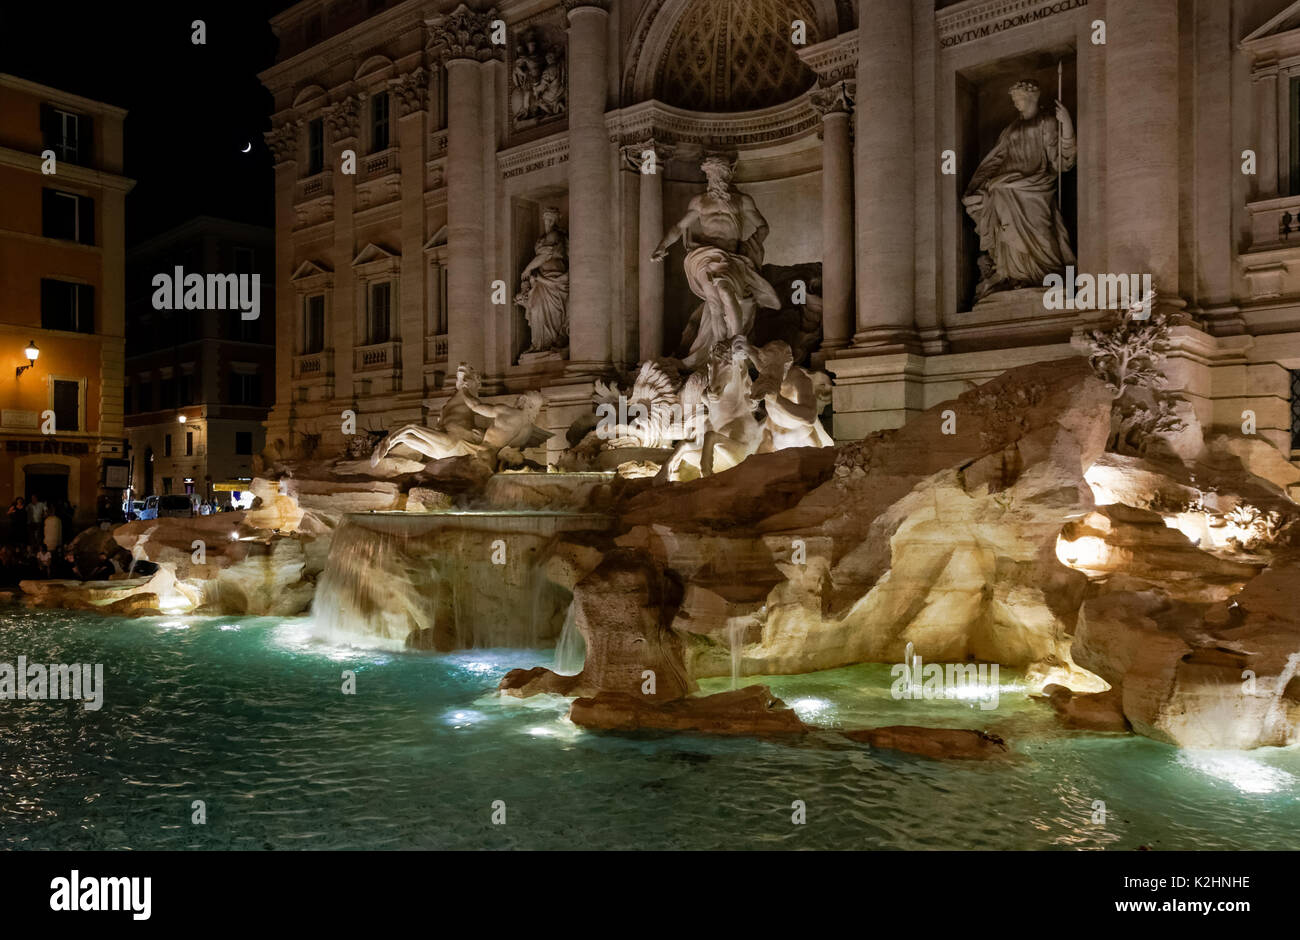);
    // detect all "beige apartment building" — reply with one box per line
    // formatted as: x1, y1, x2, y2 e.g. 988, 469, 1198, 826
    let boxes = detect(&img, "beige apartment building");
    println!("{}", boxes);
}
259, 0, 1300, 463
